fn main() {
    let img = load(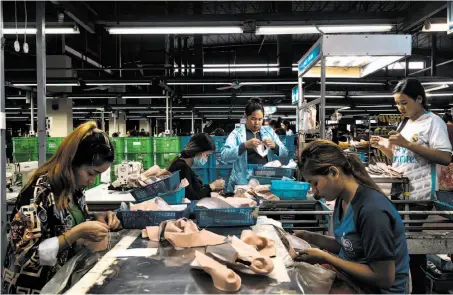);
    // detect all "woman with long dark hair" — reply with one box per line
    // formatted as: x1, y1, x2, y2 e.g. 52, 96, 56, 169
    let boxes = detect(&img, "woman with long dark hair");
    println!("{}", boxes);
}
295, 140, 409, 294
168, 133, 224, 200
3, 121, 120, 294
